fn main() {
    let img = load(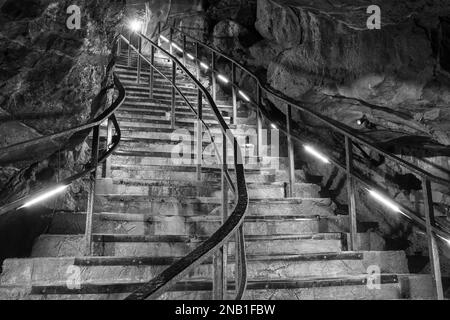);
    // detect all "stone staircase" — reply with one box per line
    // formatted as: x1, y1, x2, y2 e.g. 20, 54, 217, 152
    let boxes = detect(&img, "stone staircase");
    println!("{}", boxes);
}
0, 50, 436, 300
